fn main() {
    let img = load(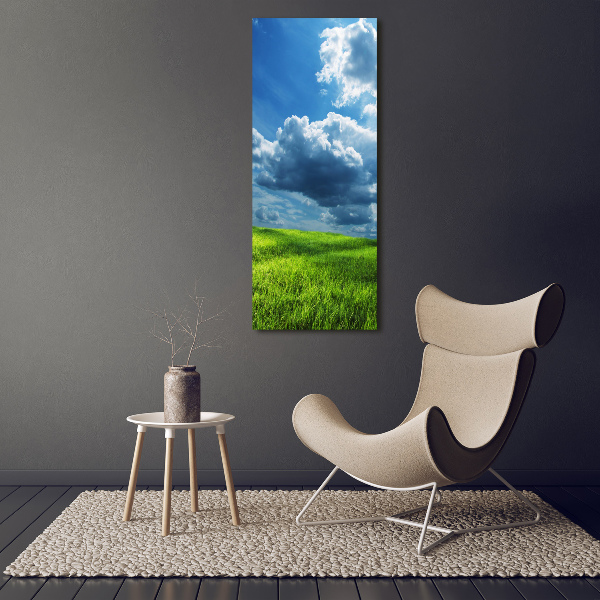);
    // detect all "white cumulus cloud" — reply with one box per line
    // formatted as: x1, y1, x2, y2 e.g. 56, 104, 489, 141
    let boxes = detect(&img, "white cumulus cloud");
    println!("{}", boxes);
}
363, 103, 377, 117
316, 19, 377, 108
255, 205, 284, 226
